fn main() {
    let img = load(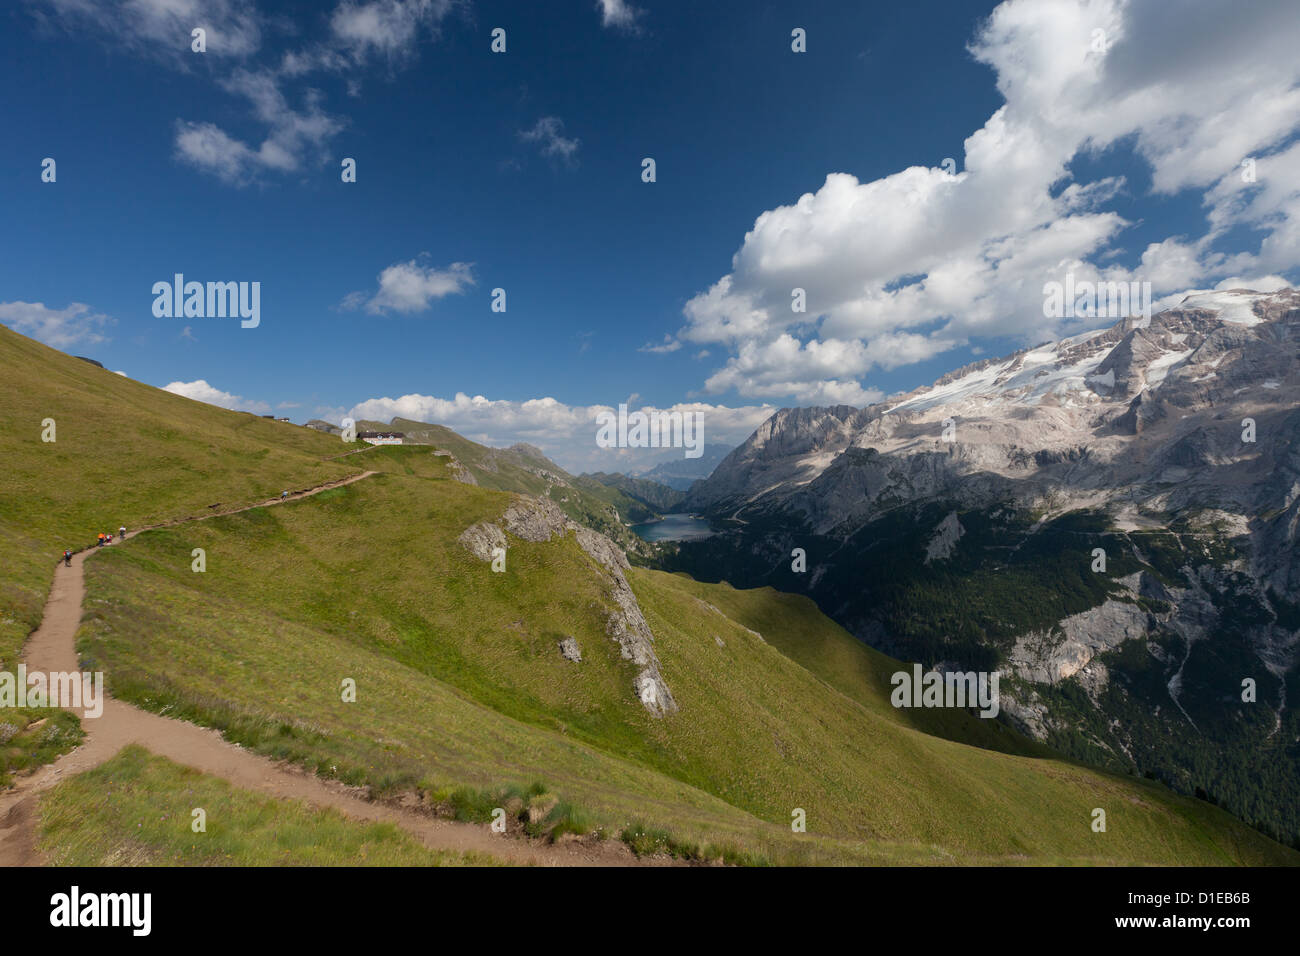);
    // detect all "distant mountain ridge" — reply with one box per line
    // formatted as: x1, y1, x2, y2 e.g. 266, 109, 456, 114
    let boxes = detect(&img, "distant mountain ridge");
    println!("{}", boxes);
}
580, 472, 686, 513
2, 318, 1295, 865
632, 444, 734, 491
689, 289, 1300, 534
675, 288, 1300, 846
